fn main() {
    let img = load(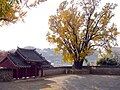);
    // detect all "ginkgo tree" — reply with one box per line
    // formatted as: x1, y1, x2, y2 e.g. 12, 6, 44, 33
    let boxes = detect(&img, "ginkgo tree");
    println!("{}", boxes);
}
46, 0, 119, 69
0, 0, 47, 25
0, 0, 18, 23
